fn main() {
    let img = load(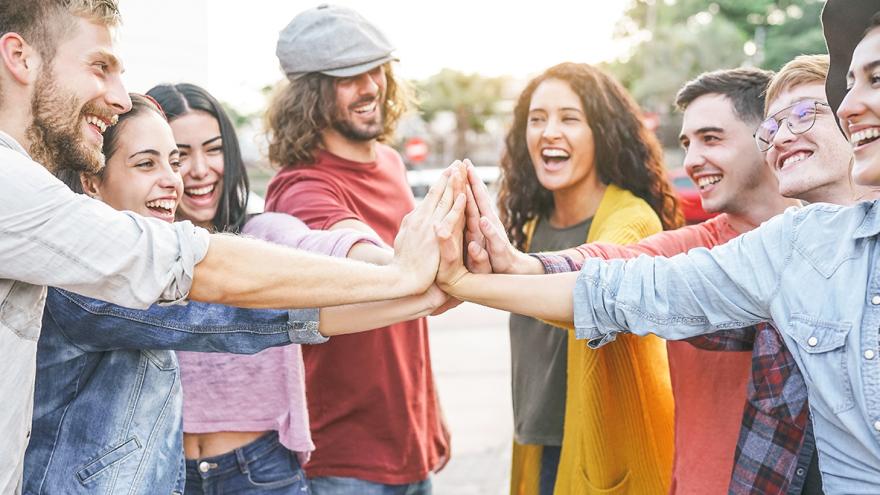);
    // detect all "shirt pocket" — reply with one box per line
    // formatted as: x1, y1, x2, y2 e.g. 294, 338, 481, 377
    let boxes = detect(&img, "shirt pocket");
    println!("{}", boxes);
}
0, 281, 46, 341
784, 314, 854, 414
